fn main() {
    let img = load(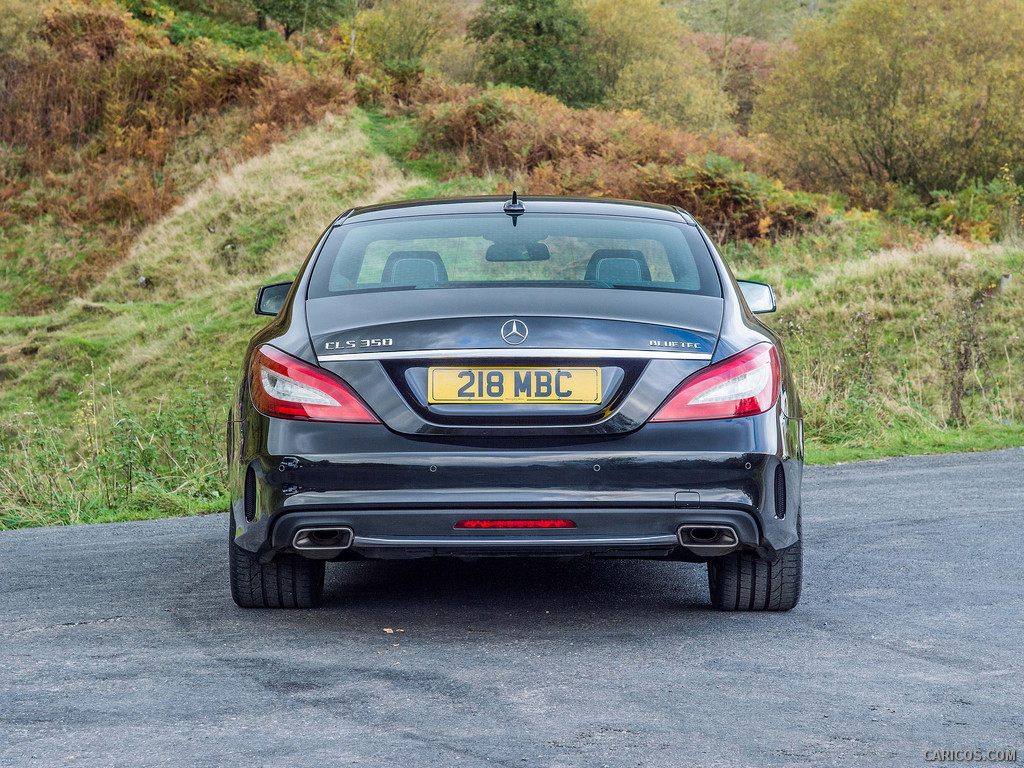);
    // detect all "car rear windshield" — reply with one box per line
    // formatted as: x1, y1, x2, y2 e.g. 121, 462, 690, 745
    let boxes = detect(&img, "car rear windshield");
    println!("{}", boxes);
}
306, 213, 722, 299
